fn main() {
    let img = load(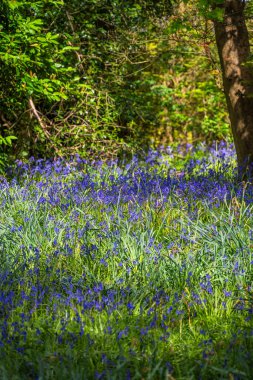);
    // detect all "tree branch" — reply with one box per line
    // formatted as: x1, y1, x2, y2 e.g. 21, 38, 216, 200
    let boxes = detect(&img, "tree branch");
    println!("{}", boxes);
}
28, 98, 51, 138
